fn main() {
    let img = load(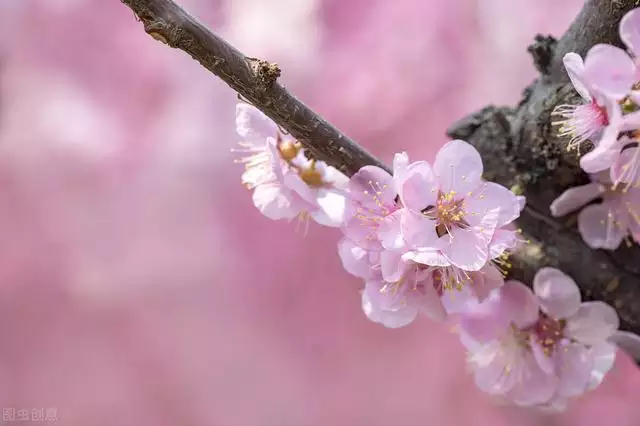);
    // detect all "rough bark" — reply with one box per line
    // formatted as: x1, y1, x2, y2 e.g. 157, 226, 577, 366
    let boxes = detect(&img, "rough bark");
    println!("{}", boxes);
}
119, 0, 640, 337
448, 0, 640, 335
